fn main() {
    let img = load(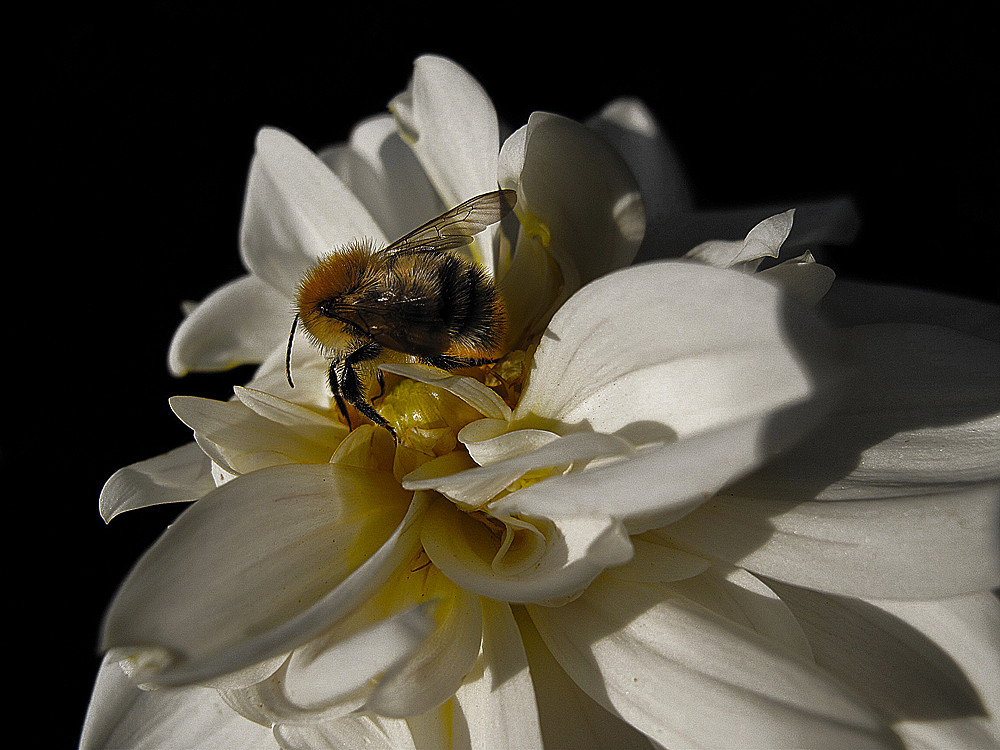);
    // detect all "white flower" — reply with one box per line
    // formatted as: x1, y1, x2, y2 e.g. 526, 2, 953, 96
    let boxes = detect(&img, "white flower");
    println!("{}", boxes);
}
83, 55, 1000, 750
